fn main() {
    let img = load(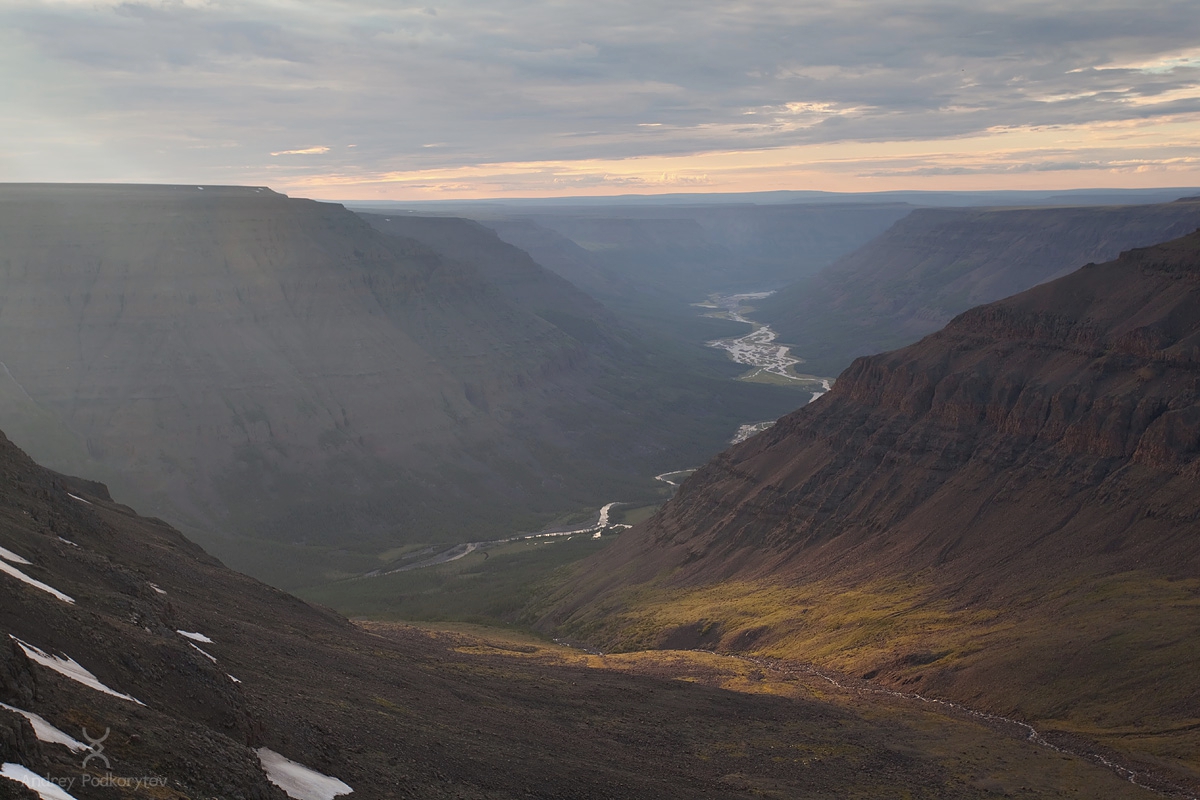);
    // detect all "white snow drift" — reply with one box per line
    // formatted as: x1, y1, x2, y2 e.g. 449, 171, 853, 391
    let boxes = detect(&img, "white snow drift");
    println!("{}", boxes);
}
0, 560, 74, 604
1, 763, 80, 800
0, 702, 87, 752
10, 637, 143, 706
256, 748, 353, 800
